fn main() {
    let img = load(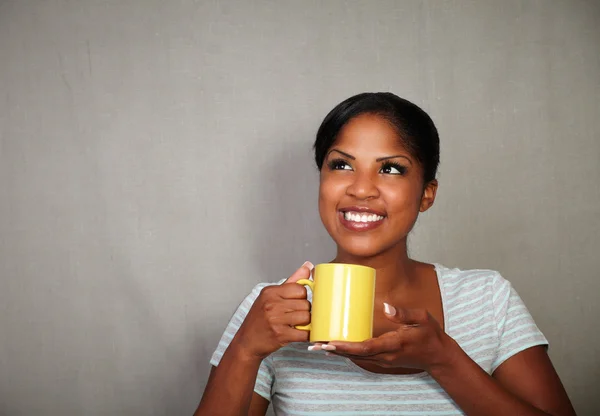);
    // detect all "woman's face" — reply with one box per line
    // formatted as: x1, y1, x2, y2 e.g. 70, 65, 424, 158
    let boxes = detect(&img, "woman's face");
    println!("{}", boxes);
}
318, 113, 437, 258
